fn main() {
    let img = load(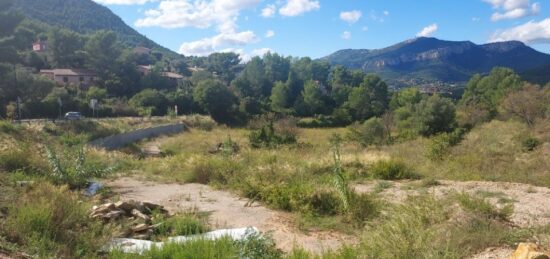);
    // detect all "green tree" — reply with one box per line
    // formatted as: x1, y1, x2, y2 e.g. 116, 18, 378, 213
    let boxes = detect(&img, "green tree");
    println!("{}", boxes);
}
389, 88, 423, 110
193, 79, 239, 124
415, 95, 457, 136
270, 81, 291, 113
48, 29, 85, 67
302, 80, 325, 115
0, 0, 23, 64
86, 86, 107, 100
347, 117, 386, 146
205, 52, 240, 83
346, 74, 389, 120
128, 88, 167, 116
461, 67, 522, 115
85, 30, 122, 76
